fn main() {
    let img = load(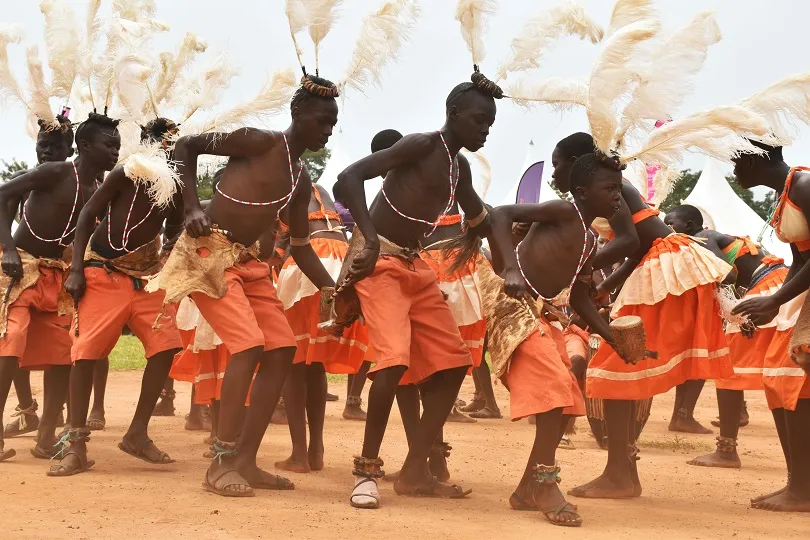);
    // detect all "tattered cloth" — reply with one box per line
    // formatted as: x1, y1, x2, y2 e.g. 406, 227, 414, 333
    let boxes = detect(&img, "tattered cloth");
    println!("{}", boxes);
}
476, 261, 557, 381
322, 229, 419, 333
84, 237, 162, 279
146, 229, 259, 306
0, 248, 69, 337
